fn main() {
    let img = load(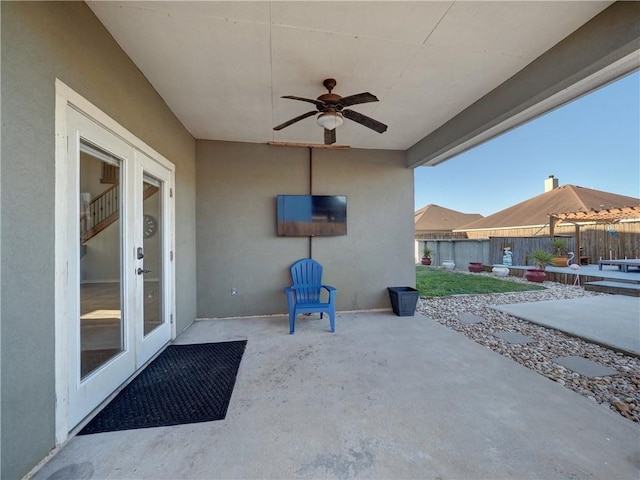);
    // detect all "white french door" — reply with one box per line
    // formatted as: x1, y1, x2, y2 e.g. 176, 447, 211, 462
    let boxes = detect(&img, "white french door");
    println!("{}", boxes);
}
64, 106, 174, 430
134, 151, 174, 367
